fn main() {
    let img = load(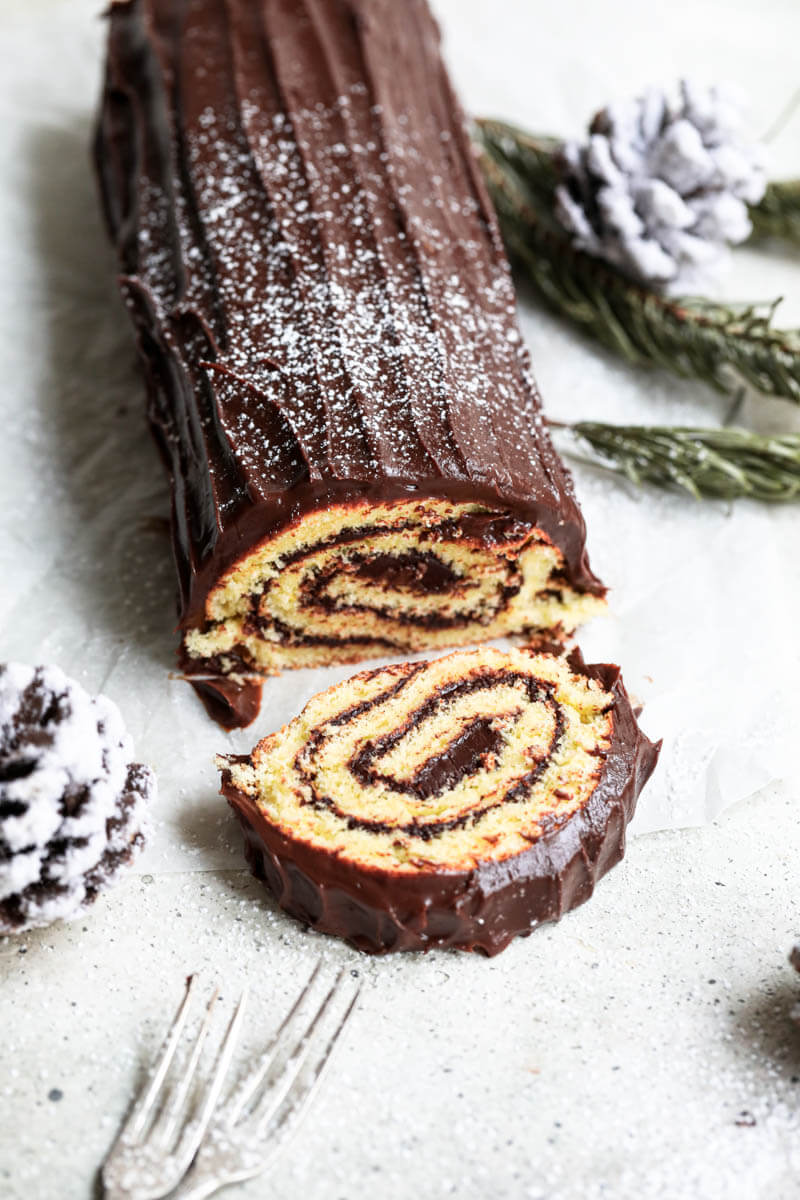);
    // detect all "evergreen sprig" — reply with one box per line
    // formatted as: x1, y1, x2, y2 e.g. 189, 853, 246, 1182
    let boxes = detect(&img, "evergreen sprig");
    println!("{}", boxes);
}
474, 119, 800, 404
552, 420, 800, 501
749, 179, 800, 244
